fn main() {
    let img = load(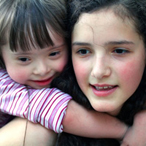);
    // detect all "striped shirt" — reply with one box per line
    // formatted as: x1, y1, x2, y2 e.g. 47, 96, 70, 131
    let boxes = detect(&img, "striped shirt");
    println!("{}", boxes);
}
0, 68, 72, 133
